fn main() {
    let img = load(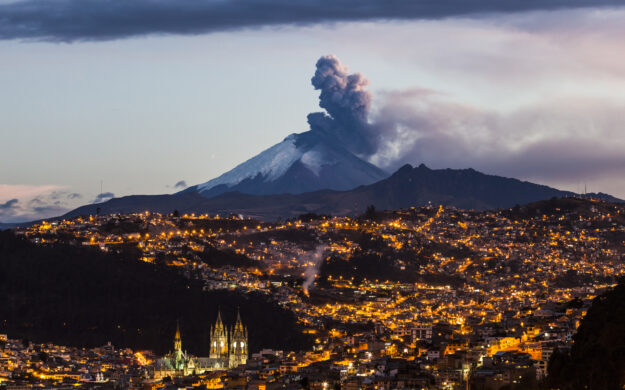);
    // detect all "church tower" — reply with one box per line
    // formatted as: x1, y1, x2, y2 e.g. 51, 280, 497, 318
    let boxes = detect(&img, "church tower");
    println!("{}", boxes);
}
229, 308, 248, 368
209, 310, 229, 361
174, 321, 182, 352
172, 321, 187, 370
